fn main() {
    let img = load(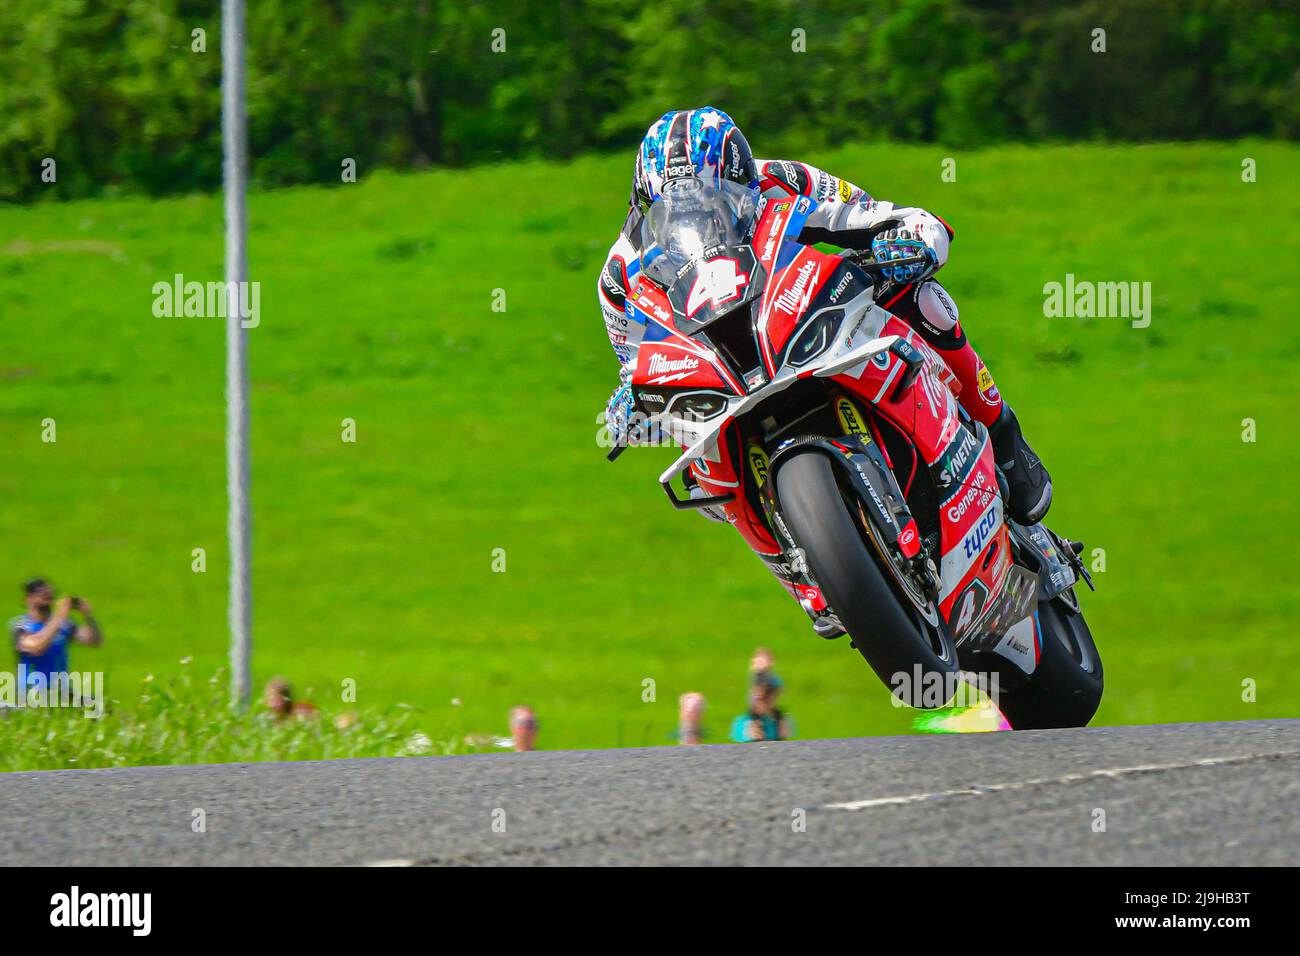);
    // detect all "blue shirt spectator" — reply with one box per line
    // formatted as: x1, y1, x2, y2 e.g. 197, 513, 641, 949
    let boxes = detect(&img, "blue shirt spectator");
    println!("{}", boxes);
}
729, 667, 793, 742
11, 613, 75, 683
9, 579, 102, 687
